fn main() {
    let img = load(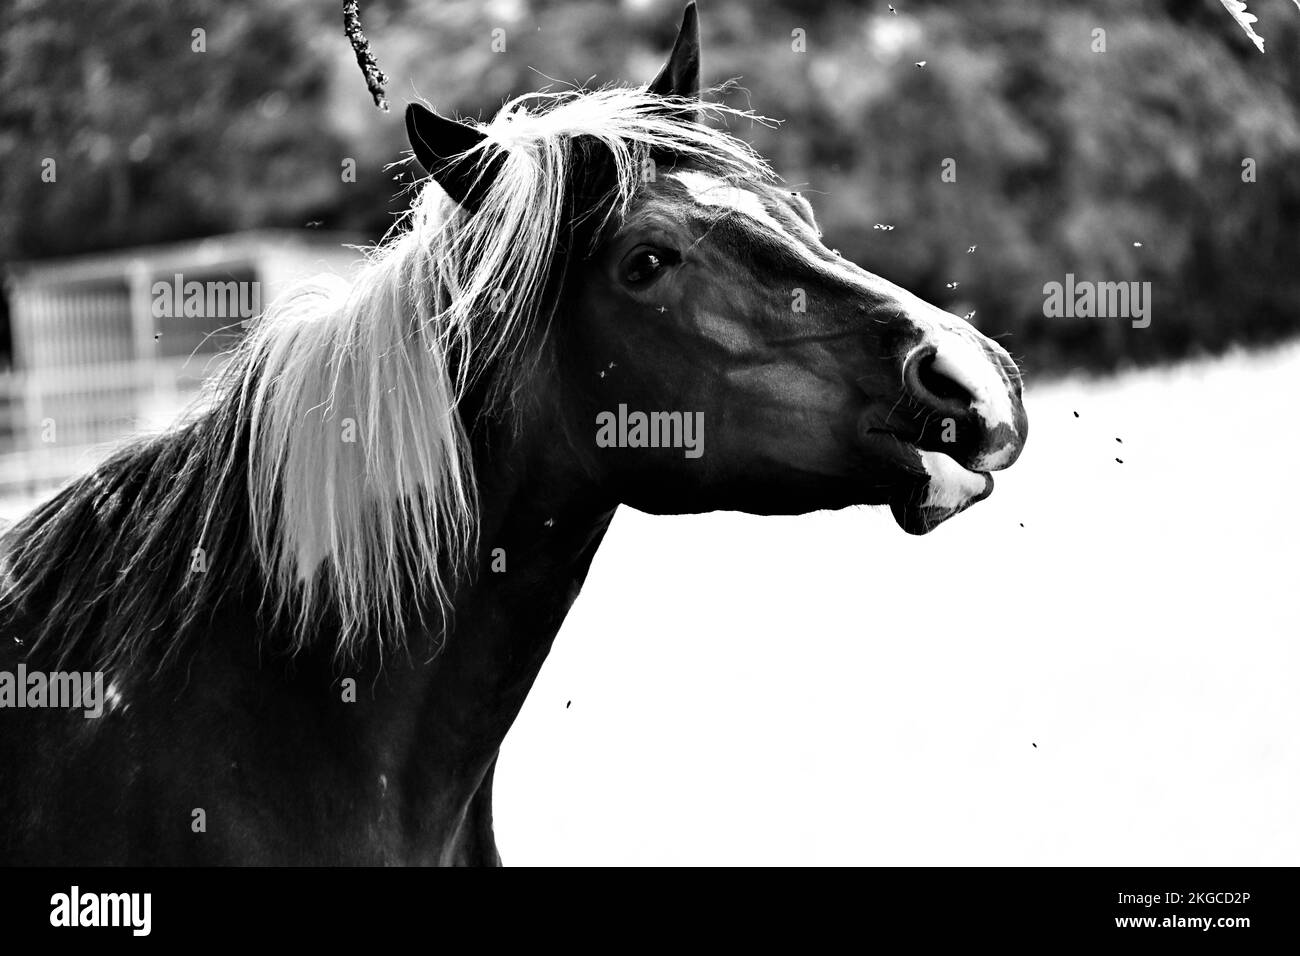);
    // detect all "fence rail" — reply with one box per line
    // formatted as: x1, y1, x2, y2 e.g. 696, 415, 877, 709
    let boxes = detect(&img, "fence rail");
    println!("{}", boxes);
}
0, 356, 227, 500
